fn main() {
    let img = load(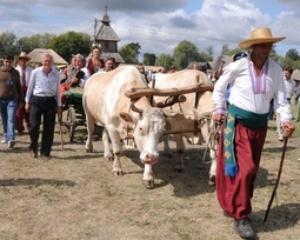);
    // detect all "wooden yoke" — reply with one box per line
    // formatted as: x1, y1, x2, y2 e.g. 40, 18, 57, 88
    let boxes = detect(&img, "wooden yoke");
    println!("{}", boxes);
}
125, 83, 214, 101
